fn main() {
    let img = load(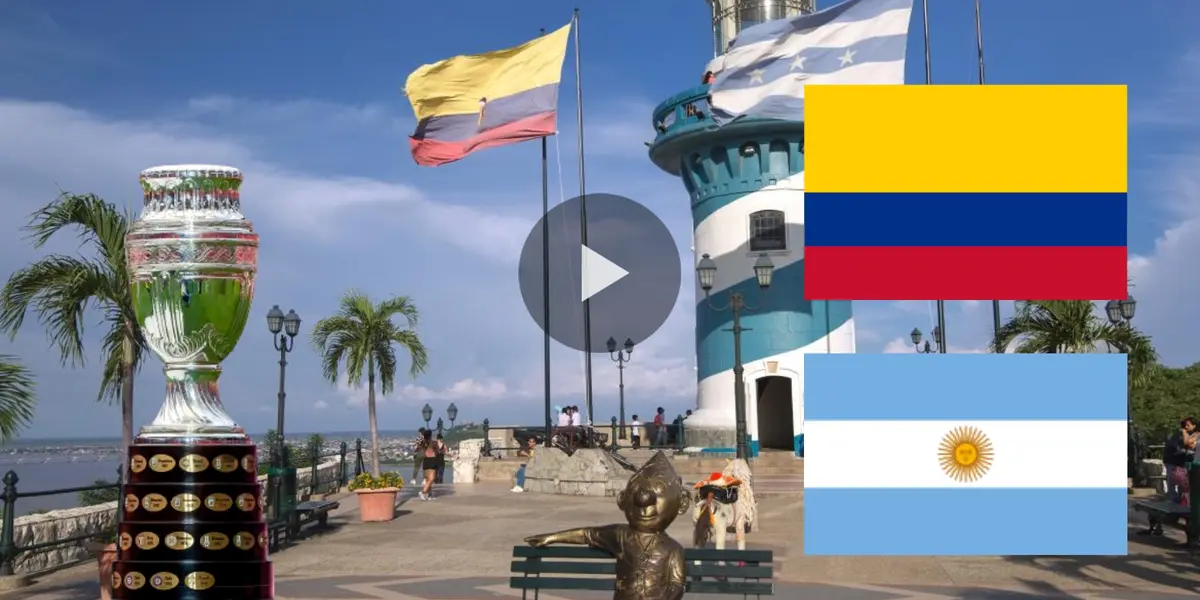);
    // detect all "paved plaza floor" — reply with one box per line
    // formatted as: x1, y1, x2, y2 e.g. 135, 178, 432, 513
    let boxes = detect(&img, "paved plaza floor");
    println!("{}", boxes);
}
7, 484, 1200, 599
